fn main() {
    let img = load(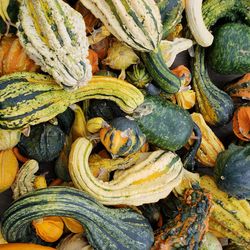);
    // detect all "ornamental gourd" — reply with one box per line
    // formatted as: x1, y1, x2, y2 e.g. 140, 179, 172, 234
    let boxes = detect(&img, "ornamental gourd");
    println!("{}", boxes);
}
0, 129, 21, 150
17, 0, 92, 89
